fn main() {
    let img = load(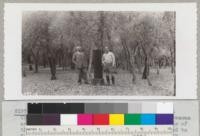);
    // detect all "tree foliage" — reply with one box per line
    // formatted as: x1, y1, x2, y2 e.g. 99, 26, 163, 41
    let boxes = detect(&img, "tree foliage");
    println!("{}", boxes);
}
22, 11, 175, 83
